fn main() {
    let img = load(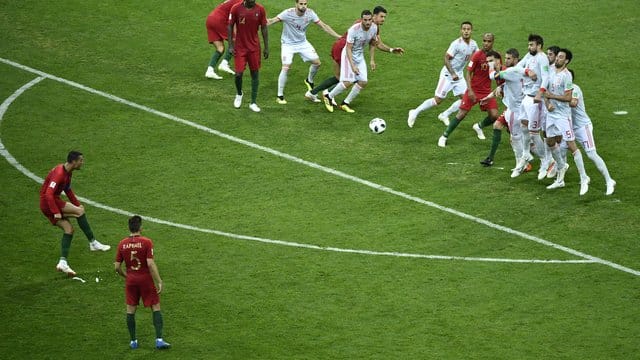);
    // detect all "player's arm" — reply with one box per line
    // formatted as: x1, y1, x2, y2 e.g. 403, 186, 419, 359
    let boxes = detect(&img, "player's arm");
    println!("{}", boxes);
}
260, 19, 269, 59
374, 34, 404, 55
534, 57, 550, 102
63, 185, 81, 207
227, 19, 235, 55
369, 40, 376, 71
147, 258, 163, 294
44, 172, 64, 216
346, 42, 358, 74
315, 20, 341, 39
443, 52, 458, 81
114, 260, 126, 278
465, 61, 475, 101
546, 88, 573, 103
266, 16, 281, 26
